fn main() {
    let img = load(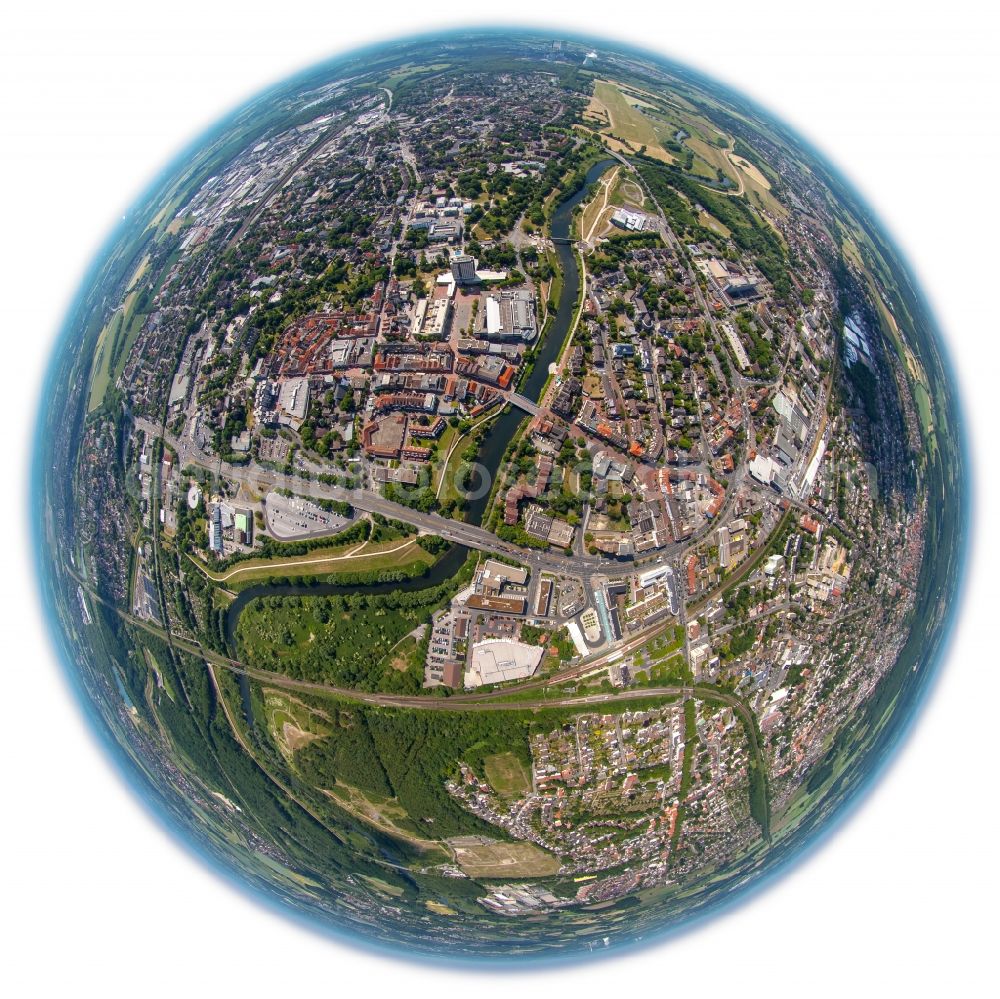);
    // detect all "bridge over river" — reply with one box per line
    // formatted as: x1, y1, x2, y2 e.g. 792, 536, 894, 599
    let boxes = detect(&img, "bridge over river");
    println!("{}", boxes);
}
505, 392, 541, 417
